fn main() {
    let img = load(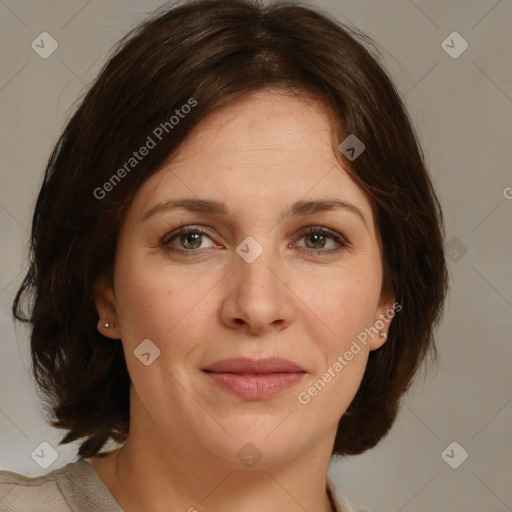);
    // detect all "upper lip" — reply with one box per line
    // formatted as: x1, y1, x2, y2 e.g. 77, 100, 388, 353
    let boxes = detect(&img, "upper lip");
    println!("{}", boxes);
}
202, 357, 305, 374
